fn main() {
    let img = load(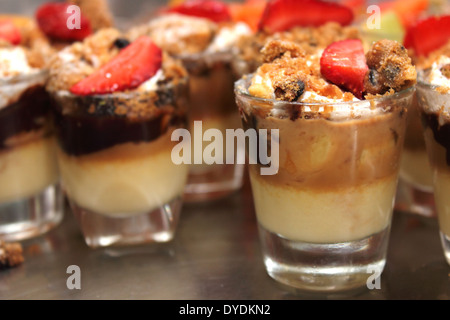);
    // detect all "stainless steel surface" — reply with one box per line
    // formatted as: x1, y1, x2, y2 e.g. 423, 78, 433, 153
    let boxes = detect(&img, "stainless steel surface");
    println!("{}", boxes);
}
0, 0, 449, 300
1, 176, 449, 300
